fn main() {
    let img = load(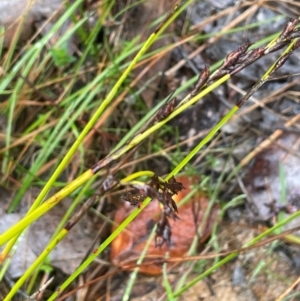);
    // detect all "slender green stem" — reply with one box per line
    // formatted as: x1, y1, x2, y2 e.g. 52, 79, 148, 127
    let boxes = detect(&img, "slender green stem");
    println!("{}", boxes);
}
0, 170, 93, 246
2, 171, 156, 300
167, 104, 238, 180
3, 229, 68, 301
122, 227, 157, 301
174, 209, 300, 297
1, 0, 187, 265
46, 195, 153, 301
